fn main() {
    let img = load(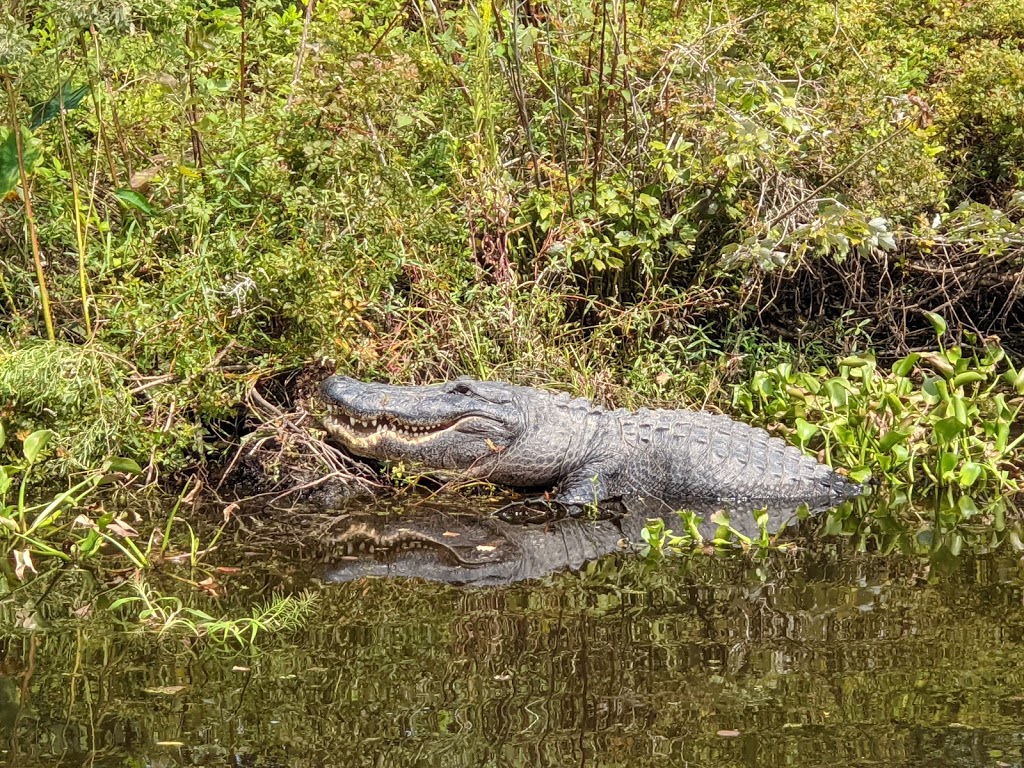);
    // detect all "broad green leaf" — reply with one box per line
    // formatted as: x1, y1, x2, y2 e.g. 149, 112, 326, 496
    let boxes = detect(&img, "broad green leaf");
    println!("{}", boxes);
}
923, 310, 947, 338
938, 452, 958, 477
1013, 367, 1024, 394
30, 82, 91, 129
932, 416, 966, 443
922, 376, 949, 403
0, 465, 9, 496
879, 427, 913, 453
23, 430, 53, 464
0, 127, 42, 197
951, 394, 968, 426
824, 379, 849, 409
104, 457, 143, 474
838, 355, 871, 369
883, 393, 904, 417
849, 467, 873, 483
892, 352, 920, 377
951, 371, 986, 388
948, 532, 963, 556
794, 418, 818, 444
113, 188, 157, 215
958, 462, 982, 488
